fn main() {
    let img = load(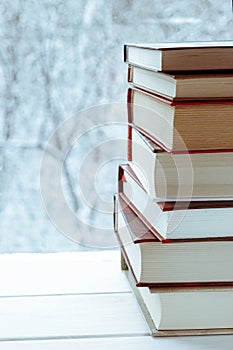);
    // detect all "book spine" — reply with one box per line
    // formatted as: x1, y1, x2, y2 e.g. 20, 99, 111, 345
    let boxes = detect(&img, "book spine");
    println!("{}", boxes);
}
127, 89, 134, 160
127, 88, 133, 123
123, 44, 128, 63
113, 194, 118, 233
128, 125, 132, 161
127, 65, 133, 83
118, 166, 125, 193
